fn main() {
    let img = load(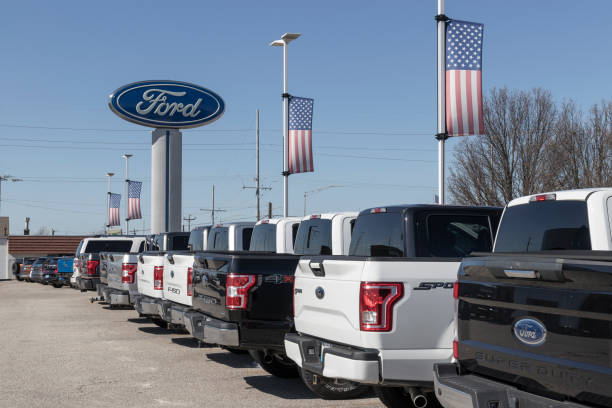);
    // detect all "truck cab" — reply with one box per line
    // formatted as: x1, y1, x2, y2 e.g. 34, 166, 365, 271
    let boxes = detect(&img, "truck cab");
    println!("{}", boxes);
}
434, 188, 612, 408
285, 205, 501, 403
